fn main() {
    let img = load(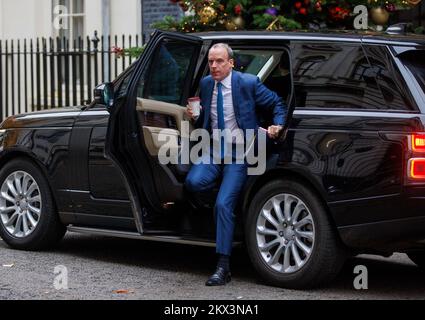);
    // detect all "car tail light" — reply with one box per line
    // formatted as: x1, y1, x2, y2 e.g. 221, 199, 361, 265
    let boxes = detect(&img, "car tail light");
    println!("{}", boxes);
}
408, 158, 425, 179
411, 134, 425, 152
